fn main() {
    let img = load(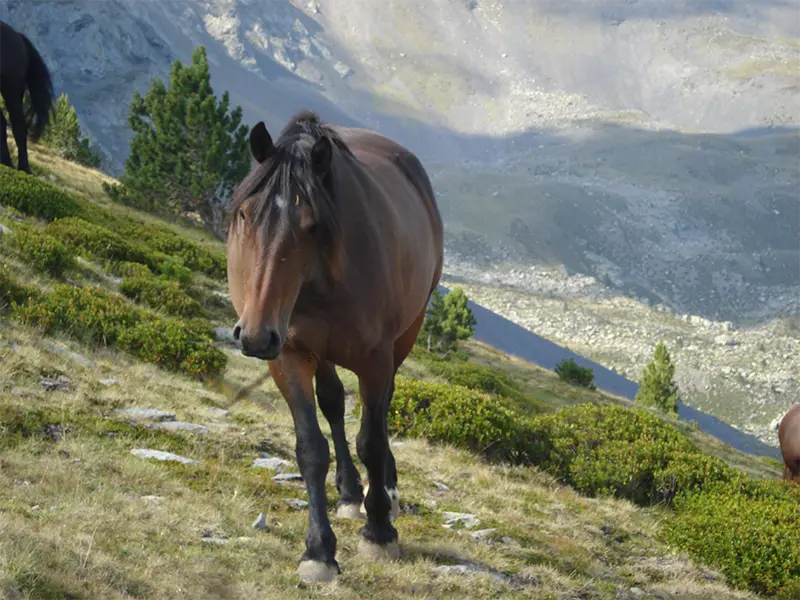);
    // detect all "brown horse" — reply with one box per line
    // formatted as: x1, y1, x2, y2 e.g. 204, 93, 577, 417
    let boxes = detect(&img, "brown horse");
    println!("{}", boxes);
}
0, 20, 55, 173
778, 404, 800, 484
226, 110, 444, 582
